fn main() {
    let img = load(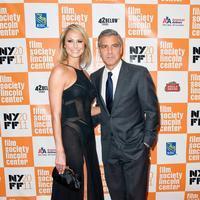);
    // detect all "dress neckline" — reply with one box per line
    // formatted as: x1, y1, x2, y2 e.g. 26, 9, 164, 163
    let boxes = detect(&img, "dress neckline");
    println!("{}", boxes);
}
64, 64, 83, 71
